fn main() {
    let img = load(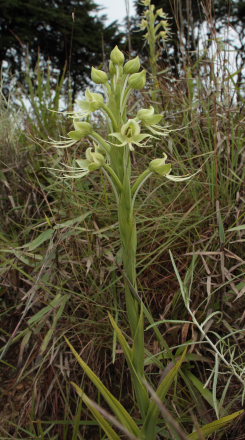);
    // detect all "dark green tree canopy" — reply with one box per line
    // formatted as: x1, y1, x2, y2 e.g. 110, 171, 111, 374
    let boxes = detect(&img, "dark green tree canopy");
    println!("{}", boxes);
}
0, 0, 122, 91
